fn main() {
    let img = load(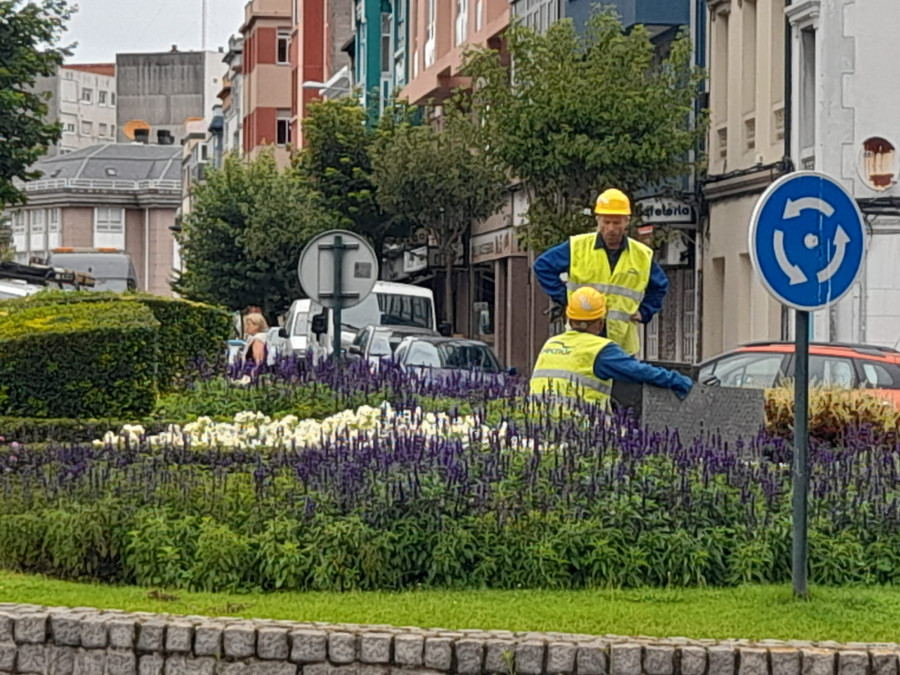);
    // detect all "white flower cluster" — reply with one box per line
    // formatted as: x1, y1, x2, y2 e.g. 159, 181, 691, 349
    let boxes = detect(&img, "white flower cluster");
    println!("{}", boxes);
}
95, 402, 532, 452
